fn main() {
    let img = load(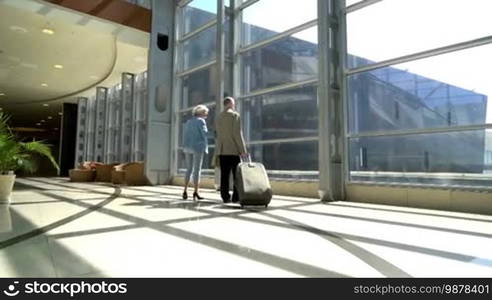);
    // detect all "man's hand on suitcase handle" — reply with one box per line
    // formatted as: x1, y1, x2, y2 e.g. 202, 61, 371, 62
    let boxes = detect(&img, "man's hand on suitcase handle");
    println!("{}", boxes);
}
240, 153, 251, 163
